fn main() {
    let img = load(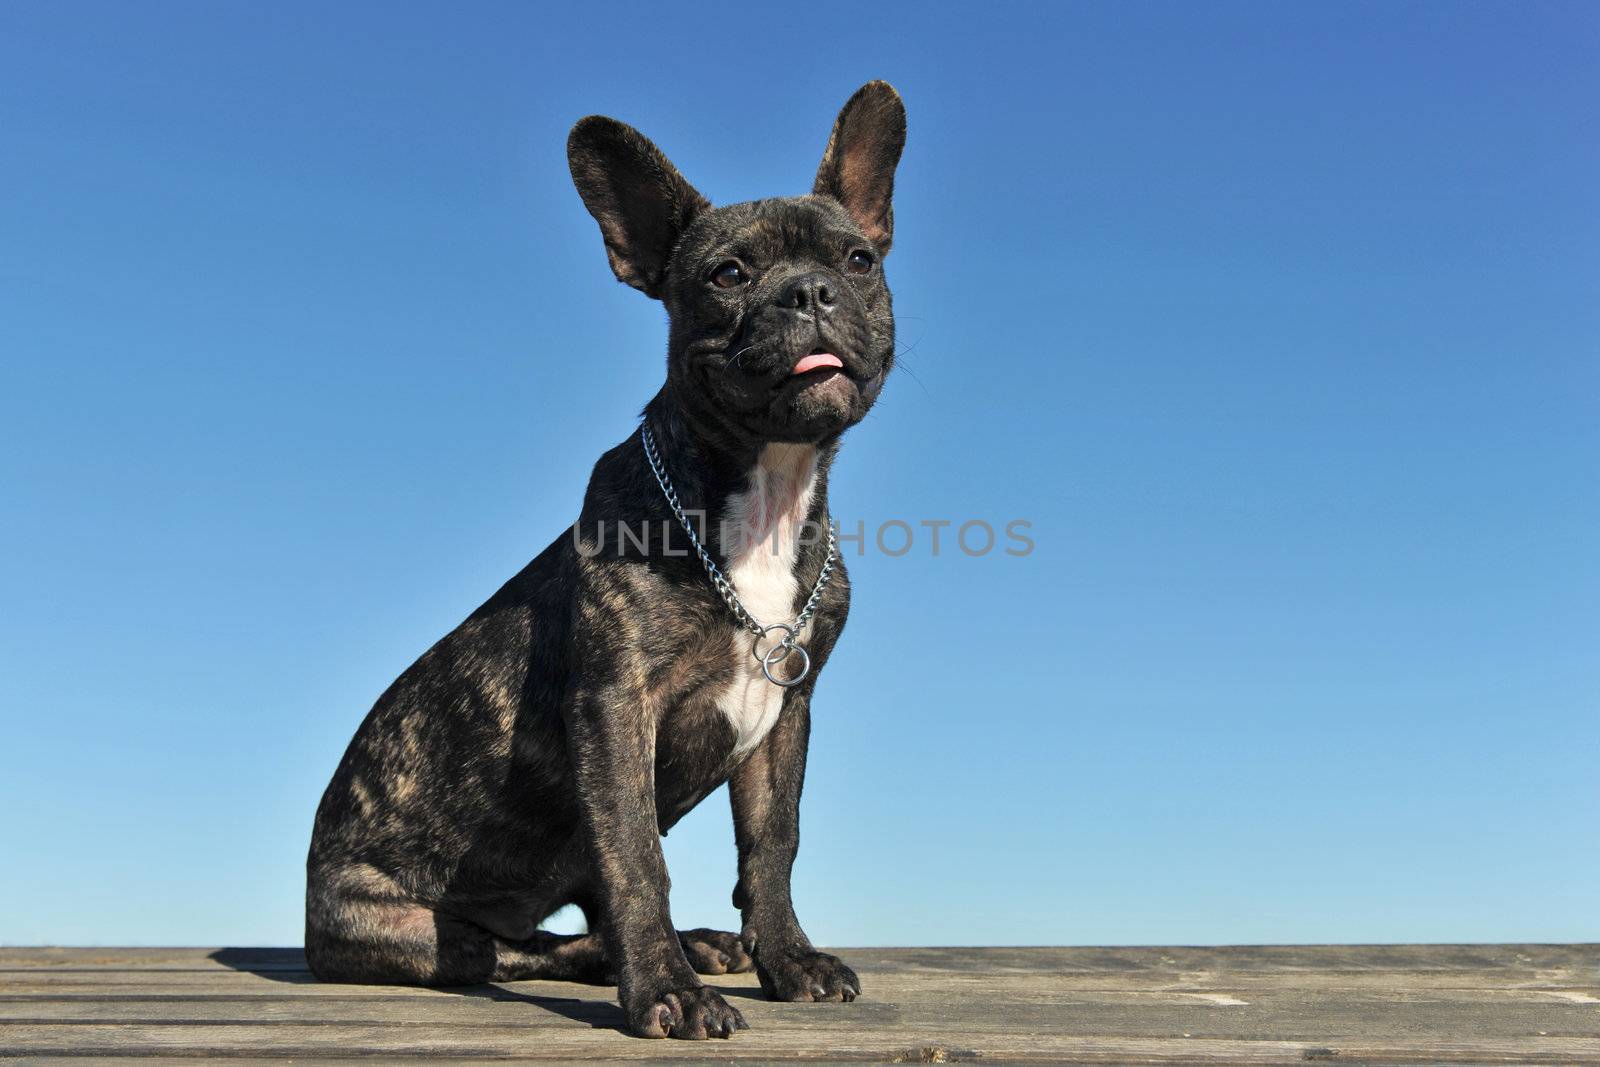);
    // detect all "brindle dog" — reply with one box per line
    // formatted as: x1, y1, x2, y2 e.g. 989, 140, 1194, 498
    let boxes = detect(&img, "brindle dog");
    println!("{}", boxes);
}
306, 82, 905, 1040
